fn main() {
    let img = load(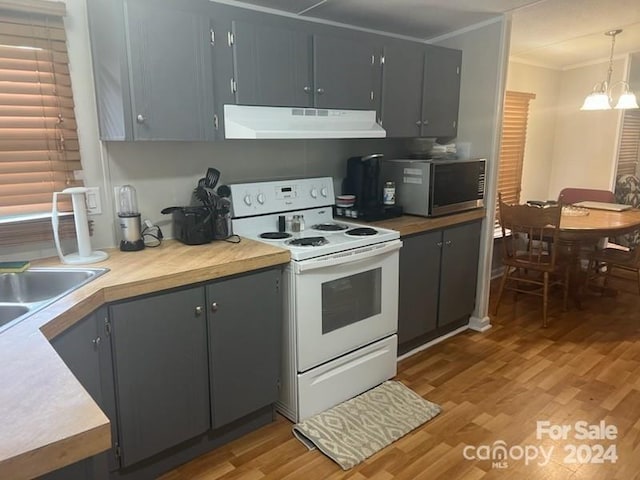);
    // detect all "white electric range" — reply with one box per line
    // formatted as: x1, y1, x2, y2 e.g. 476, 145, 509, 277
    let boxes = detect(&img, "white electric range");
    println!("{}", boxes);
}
230, 177, 402, 422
